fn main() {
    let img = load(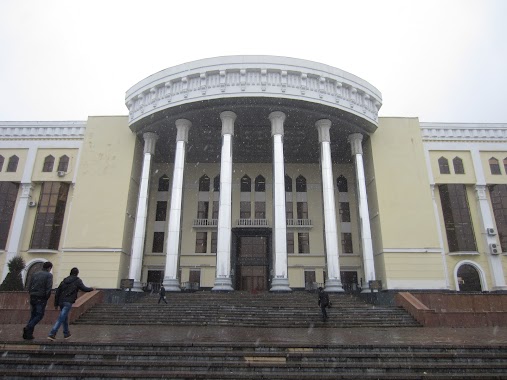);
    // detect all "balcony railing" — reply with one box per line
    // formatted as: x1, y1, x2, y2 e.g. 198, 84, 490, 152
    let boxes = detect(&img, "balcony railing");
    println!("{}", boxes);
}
236, 219, 270, 227
286, 219, 313, 228
193, 219, 218, 228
